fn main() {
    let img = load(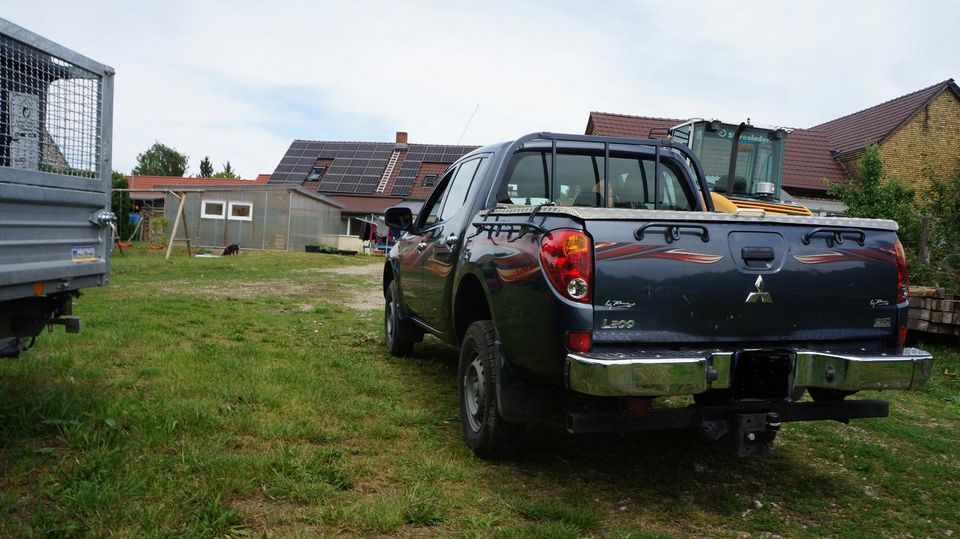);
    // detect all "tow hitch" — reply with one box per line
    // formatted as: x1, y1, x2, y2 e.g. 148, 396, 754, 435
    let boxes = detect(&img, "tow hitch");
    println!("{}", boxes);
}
566, 400, 888, 457
733, 412, 781, 457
